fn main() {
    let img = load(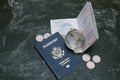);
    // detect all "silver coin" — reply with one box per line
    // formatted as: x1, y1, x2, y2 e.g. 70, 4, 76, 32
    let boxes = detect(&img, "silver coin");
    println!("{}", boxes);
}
43, 33, 51, 39
36, 35, 43, 42
86, 61, 95, 69
82, 54, 91, 62
92, 55, 101, 63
